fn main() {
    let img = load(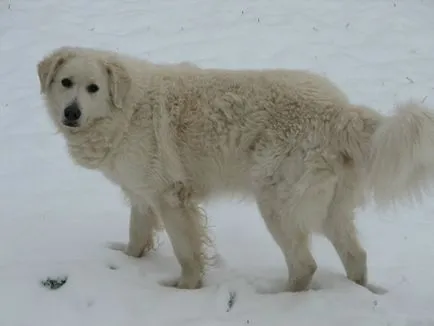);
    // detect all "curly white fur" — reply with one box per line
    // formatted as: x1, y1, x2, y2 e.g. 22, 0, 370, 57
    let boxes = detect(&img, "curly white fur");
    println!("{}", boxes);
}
37, 46, 434, 292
